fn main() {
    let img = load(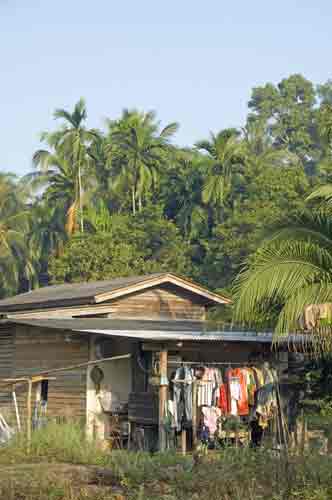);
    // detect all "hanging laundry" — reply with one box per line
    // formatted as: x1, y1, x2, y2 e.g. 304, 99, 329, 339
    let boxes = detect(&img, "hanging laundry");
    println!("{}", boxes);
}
252, 366, 264, 389
218, 383, 229, 415
197, 368, 214, 406
196, 367, 222, 407
255, 363, 278, 429
232, 368, 249, 416
201, 406, 221, 435
229, 376, 241, 416
244, 368, 257, 407
173, 366, 194, 431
